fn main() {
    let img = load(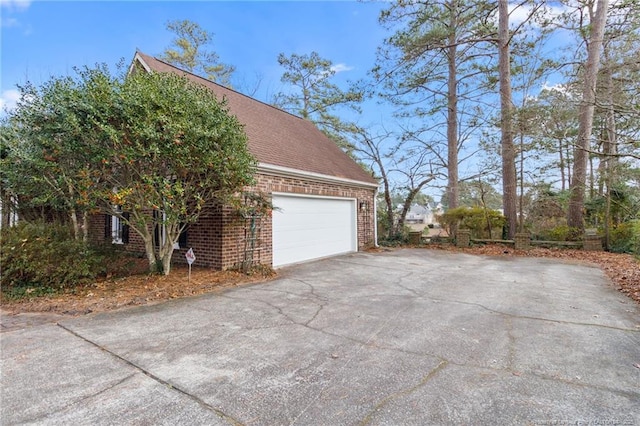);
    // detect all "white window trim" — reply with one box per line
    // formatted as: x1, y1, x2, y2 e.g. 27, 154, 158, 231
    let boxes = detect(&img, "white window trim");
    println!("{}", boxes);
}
111, 207, 124, 244
156, 210, 181, 249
